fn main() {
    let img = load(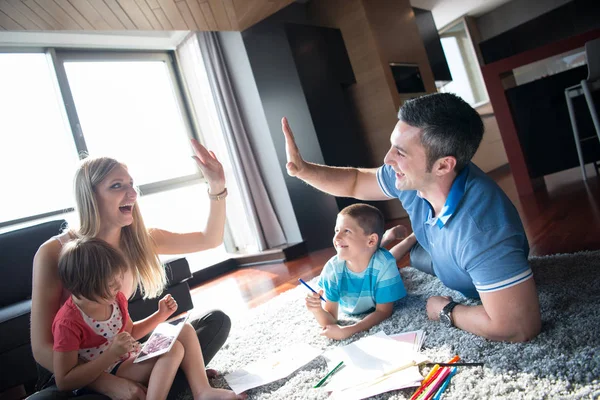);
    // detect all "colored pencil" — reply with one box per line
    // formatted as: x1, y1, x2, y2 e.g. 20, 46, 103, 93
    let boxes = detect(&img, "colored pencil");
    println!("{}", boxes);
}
314, 361, 344, 388
298, 278, 326, 302
425, 362, 483, 367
